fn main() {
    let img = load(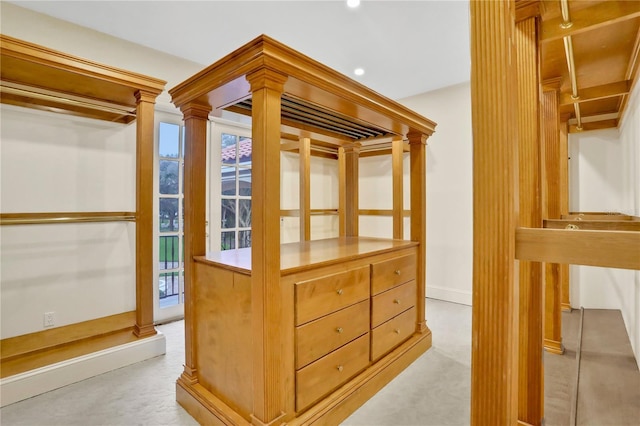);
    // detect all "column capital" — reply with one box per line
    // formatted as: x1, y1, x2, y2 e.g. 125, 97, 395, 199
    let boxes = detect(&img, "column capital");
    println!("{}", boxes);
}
246, 68, 288, 93
542, 77, 562, 91
406, 130, 428, 145
180, 102, 212, 120
341, 142, 361, 154
135, 90, 159, 104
